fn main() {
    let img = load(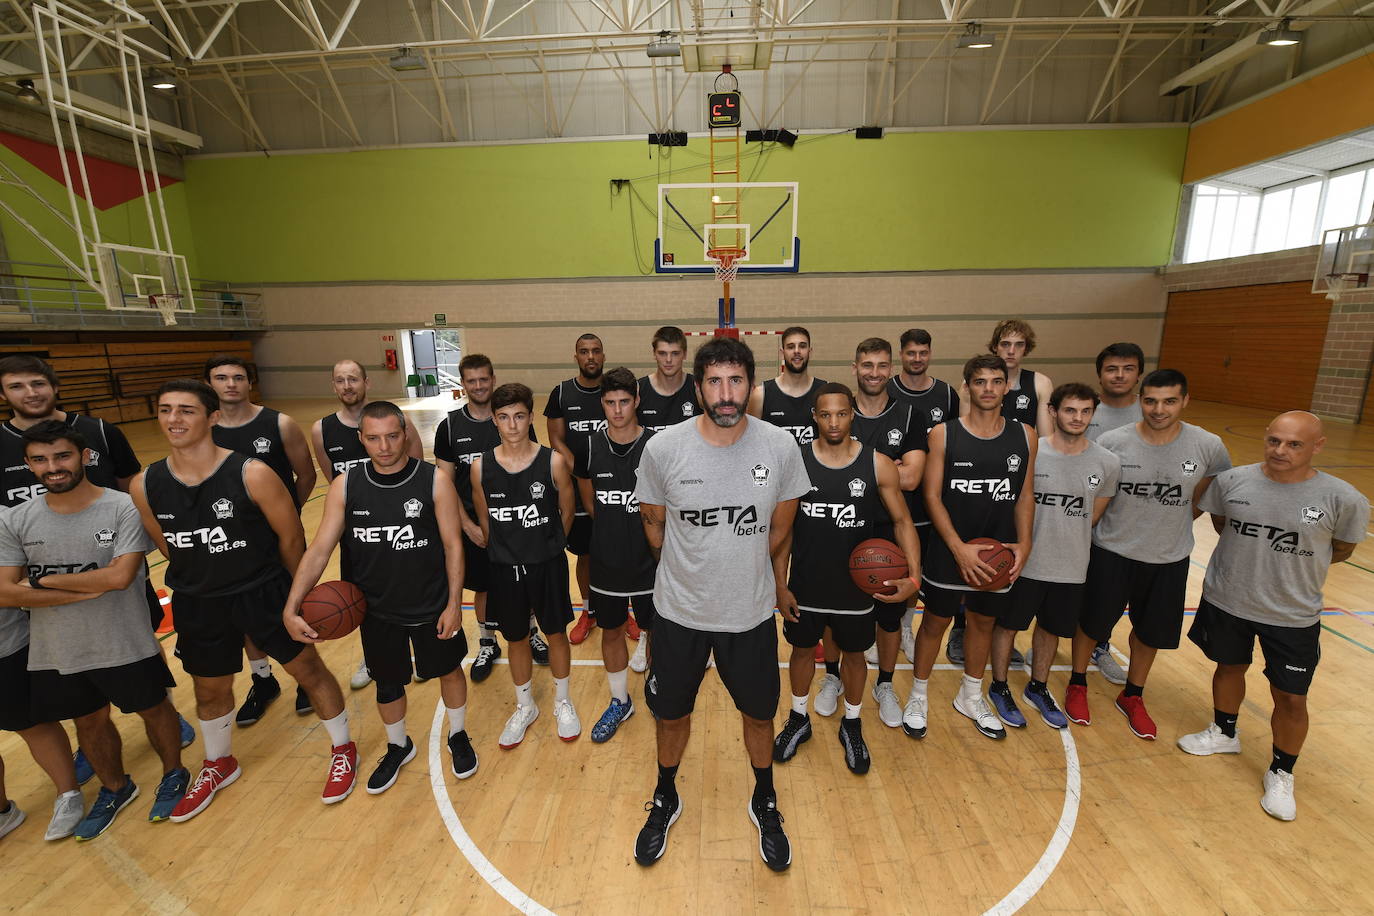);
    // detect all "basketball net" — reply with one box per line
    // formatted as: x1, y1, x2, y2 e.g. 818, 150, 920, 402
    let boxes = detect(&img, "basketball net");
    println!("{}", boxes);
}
151, 293, 181, 326
708, 246, 743, 284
